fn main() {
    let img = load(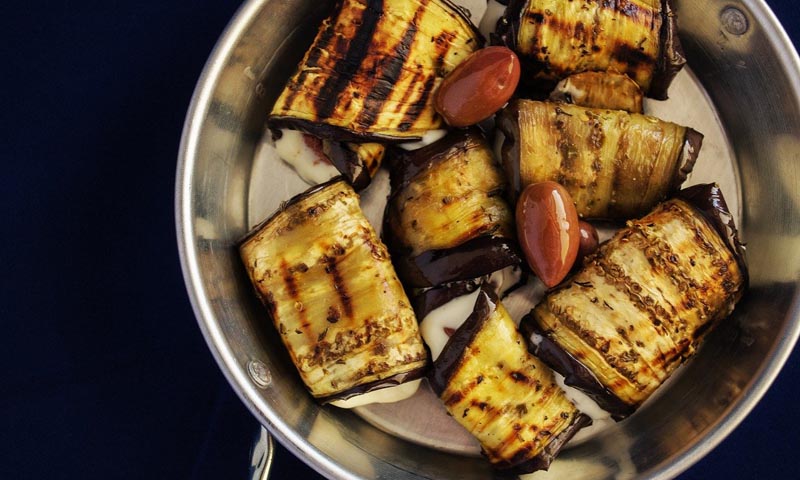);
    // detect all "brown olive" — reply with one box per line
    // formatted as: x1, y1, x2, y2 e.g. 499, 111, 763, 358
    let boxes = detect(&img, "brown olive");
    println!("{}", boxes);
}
434, 46, 521, 127
516, 182, 580, 288
577, 220, 600, 262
